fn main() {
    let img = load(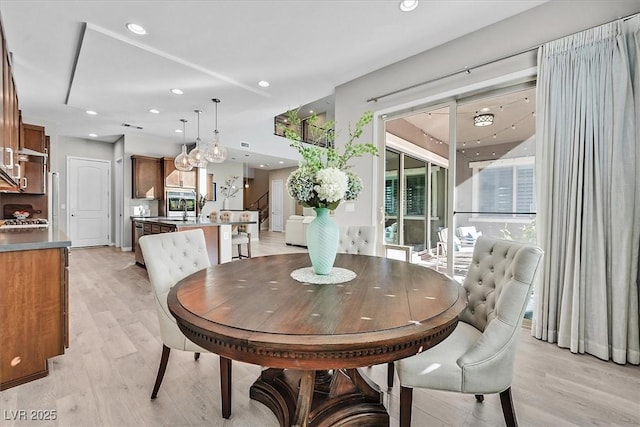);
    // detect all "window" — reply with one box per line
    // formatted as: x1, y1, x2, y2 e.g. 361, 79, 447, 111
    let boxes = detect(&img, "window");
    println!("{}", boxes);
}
471, 156, 535, 218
